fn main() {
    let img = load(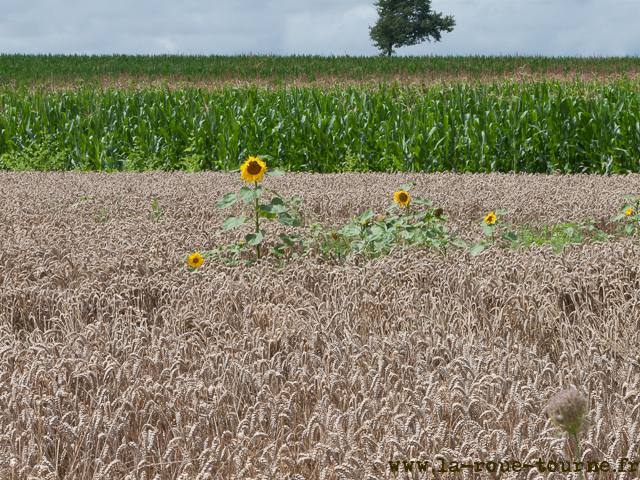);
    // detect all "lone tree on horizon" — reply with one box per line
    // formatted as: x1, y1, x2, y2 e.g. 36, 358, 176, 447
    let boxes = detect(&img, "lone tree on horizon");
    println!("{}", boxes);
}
369, 0, 456, 57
